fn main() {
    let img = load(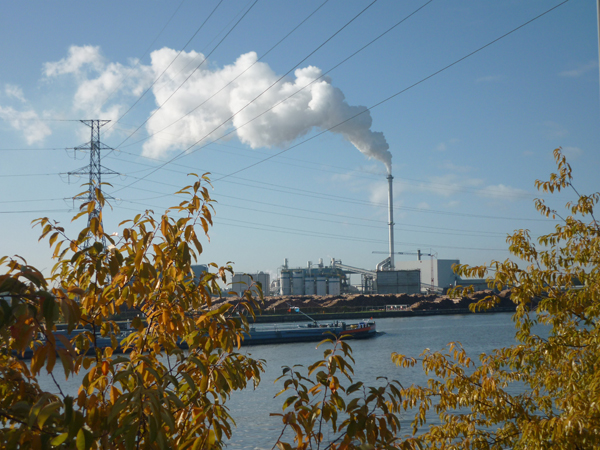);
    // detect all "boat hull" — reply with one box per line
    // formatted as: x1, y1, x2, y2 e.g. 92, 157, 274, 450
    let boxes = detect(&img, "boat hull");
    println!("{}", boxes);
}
14, 321, 377, 358
242, 321, 376, 346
